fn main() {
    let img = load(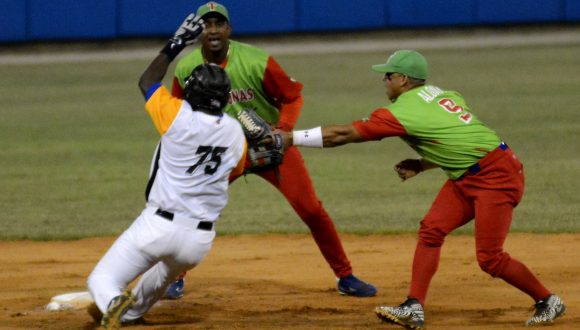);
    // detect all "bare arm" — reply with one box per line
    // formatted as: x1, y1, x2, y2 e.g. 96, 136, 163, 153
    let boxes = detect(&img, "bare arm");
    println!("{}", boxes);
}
320, 124, 365, 147
138, 53, 171, 97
